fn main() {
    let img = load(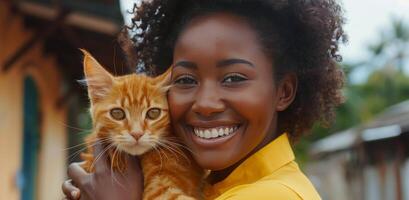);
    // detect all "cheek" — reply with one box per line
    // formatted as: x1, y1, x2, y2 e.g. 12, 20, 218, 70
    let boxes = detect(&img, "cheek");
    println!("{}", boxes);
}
167, 91, 194, 143
168, 89, 192, 124
227, 85, 277, 140
231, 85, 275, 117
